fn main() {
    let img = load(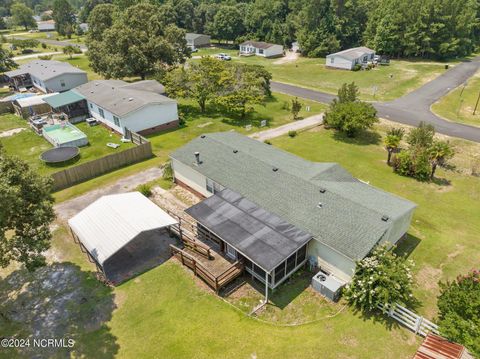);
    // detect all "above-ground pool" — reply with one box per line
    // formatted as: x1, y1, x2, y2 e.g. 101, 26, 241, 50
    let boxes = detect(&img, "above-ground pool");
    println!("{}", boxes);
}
43, 123, 89, 147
